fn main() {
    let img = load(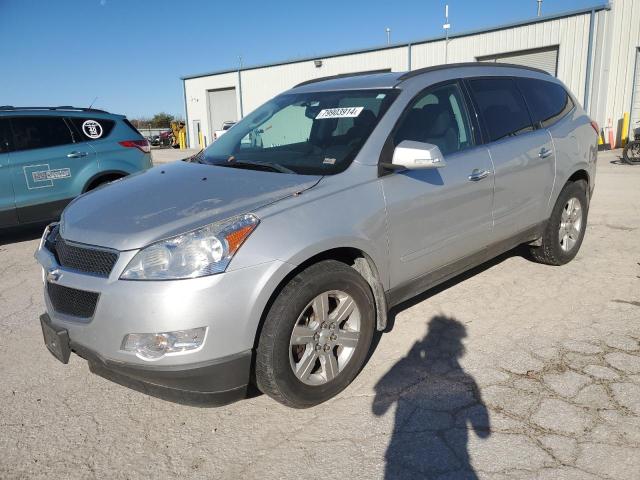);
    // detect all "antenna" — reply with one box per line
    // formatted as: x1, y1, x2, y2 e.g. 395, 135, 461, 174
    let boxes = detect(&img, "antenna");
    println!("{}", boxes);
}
88, 96, 98, 109
443, 4, 451, 64
385, 27, 391, 45
537, 0, 543, 16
